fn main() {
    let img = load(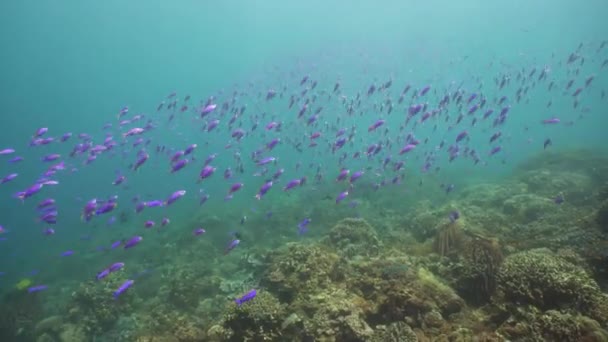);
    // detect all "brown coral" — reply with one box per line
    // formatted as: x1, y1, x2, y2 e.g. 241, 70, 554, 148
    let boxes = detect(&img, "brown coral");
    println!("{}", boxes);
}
433, 221, 464, 257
